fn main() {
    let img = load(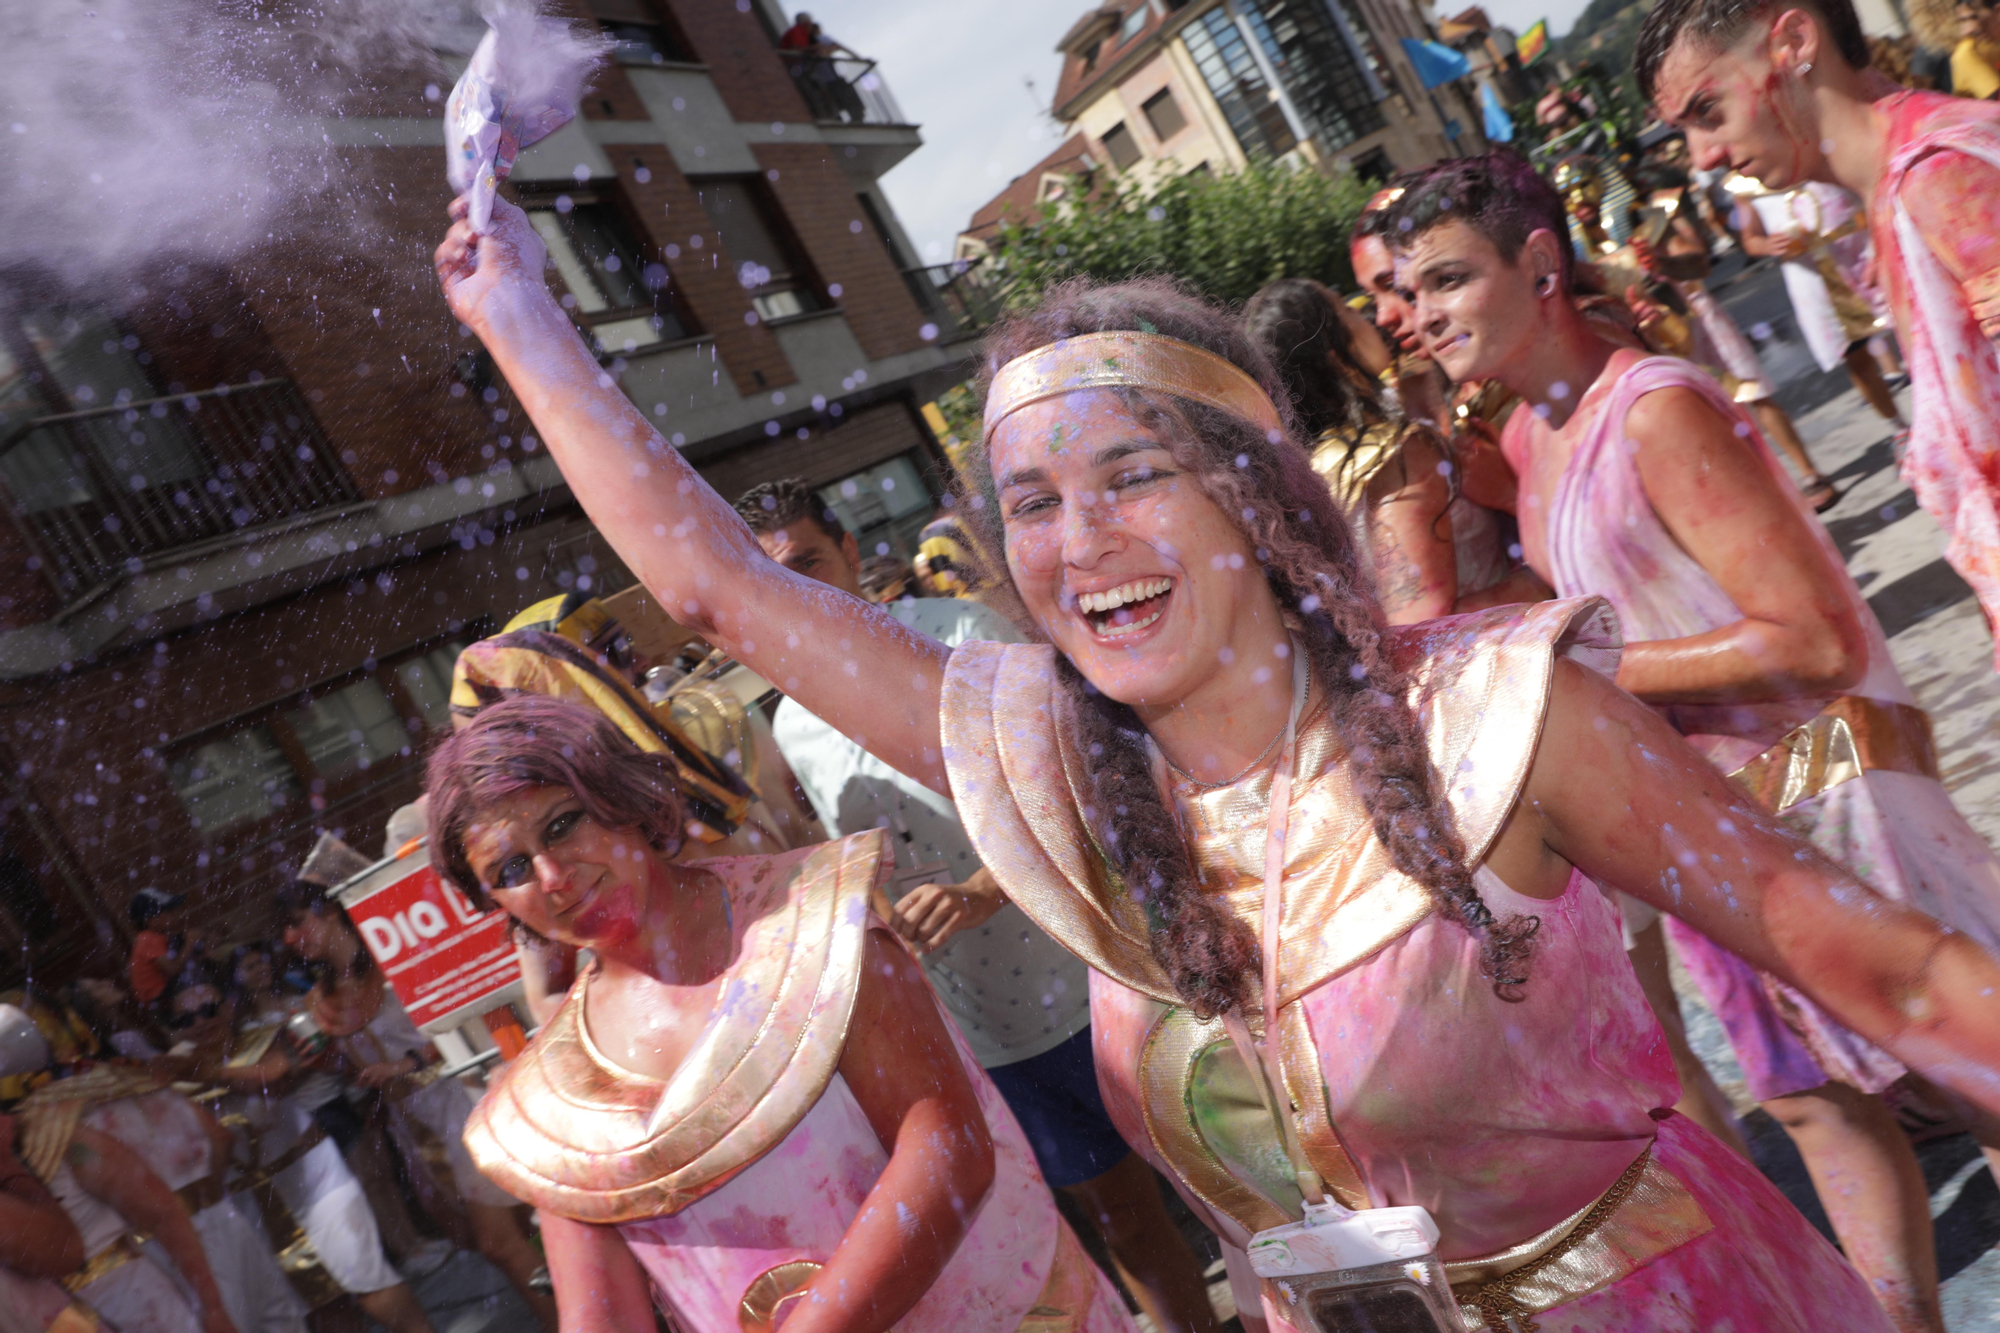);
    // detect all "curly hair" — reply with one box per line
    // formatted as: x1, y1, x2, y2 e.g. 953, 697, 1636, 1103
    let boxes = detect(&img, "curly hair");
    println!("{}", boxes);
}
425, 694, 689, 911
966, 277, 1537, 1015
1634, 0, 1870, 102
